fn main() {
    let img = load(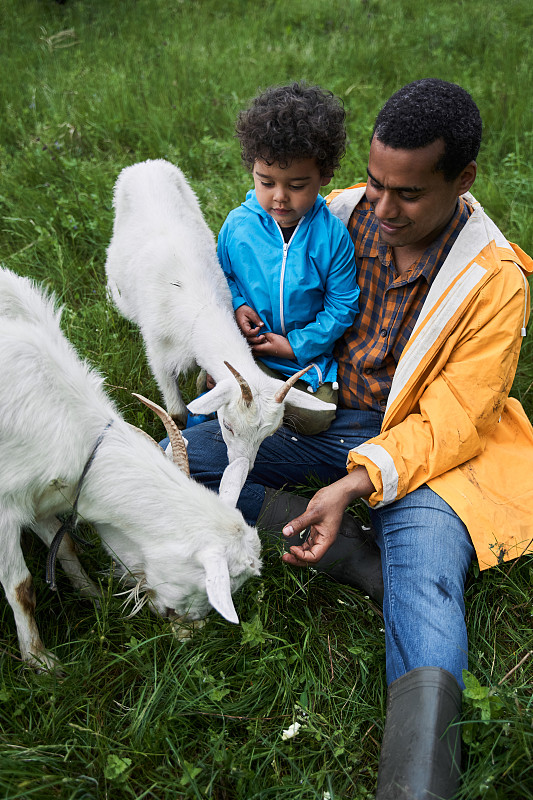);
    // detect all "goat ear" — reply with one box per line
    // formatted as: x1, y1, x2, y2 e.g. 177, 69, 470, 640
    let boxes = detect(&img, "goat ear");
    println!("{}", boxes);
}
187, 380, 234, 416
284, 387, 337, 413
200, 551, 239, 624
218, 456, 250, 507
